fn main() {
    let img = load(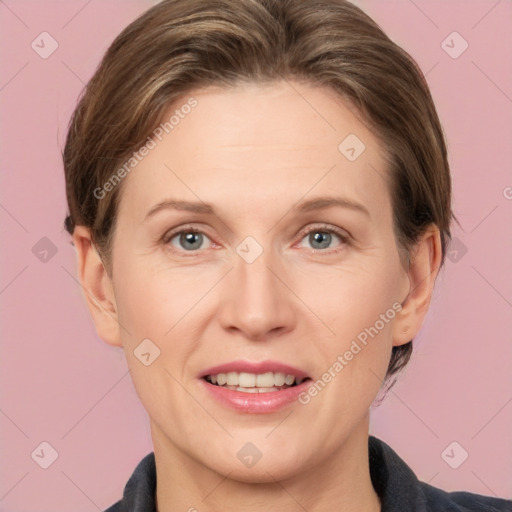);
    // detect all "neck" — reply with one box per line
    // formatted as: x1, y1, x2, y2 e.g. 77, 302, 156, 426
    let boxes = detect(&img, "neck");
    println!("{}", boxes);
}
152, 416, 381, 512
